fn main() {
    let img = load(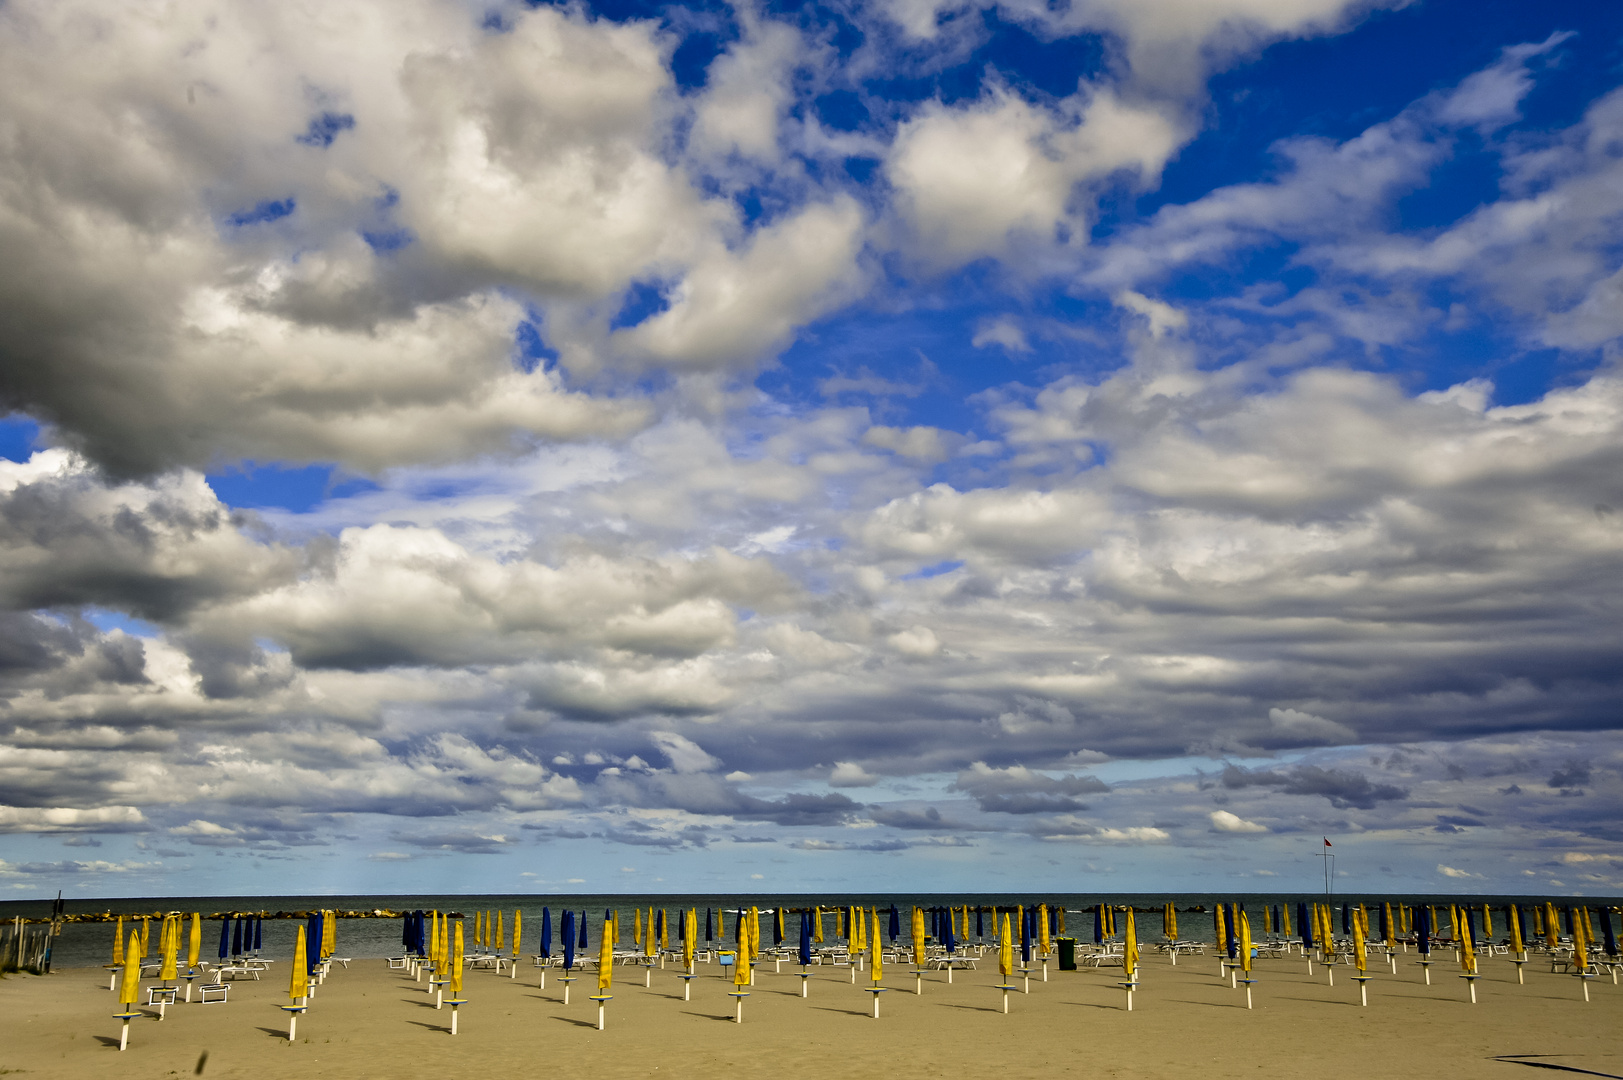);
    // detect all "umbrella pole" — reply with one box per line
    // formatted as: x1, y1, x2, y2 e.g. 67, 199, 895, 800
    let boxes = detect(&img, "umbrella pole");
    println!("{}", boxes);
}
598, 1002, 605, 1029
1003, 986, 1010, 1013
450, 1005, 458, 1035
119, 1017, 130, 1051
1042, 958, 1048, 982
288, 1013, 297, 1041
947, 965, 952, 984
